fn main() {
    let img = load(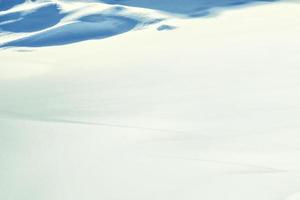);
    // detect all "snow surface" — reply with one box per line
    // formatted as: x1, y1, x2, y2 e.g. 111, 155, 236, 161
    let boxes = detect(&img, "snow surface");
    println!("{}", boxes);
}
1, 0, 300, 200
